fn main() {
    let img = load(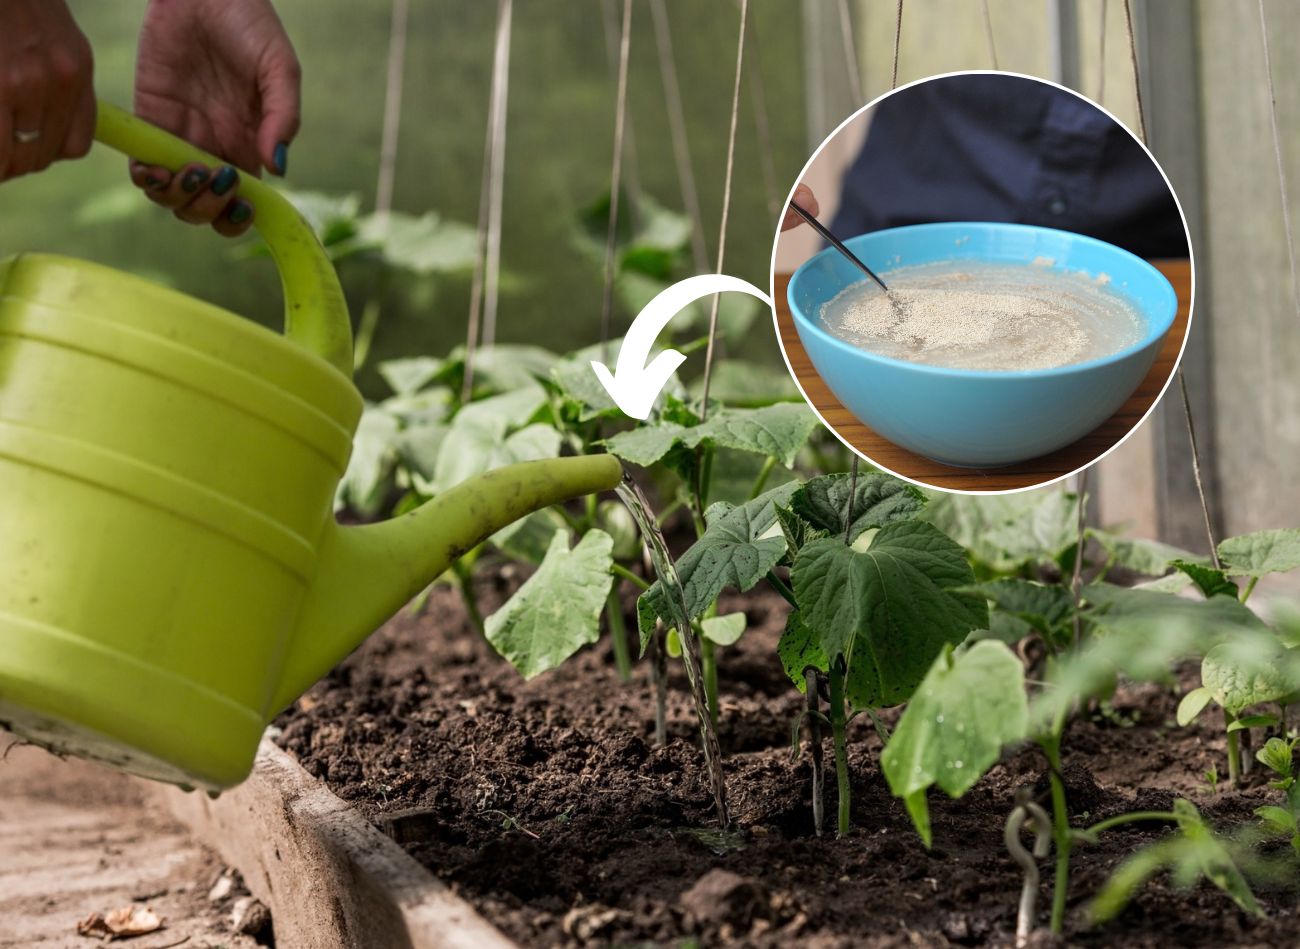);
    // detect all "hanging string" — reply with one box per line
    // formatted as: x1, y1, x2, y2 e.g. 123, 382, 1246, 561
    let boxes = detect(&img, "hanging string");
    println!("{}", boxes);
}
698, 0, 750, 419
353, 0, 410, 372
744, 18, 782, 223
481, 0, 513, 348
463, 0, 512, 397
1120, 0, 1146, 141
1180, 375, 1222, 569
649, 0, 710, 273
1257, 0, 1300, 327
836, 0, 865, 103
891, 0, 904, 90
981, 0, 999, 71
599, 0, 634, 366
601, 0, 643, 212
1121, 2, 1219, 562
1095, 0, 1108, 105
